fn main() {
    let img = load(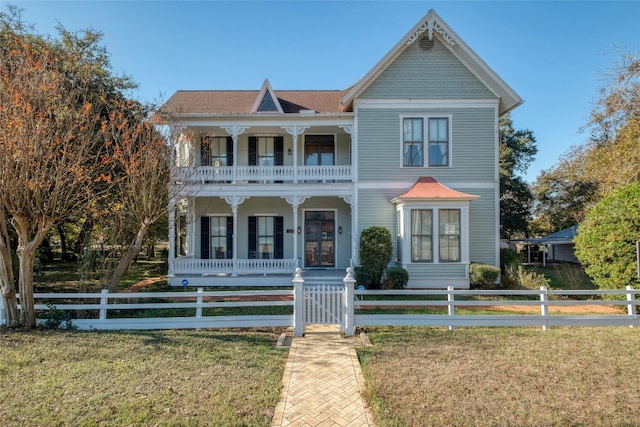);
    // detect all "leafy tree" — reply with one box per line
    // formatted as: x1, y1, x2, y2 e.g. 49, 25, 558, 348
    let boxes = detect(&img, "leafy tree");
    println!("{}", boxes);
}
574, 182, 640, 290
531, 146, 599, 235
357, 226, 392, 289
0, 7, 131, 326
499, 114, 537, 238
